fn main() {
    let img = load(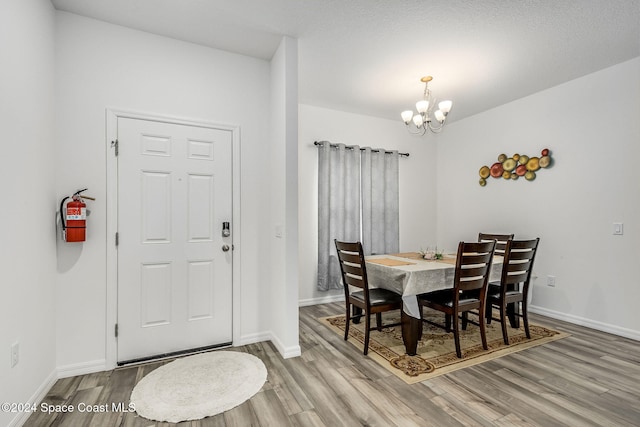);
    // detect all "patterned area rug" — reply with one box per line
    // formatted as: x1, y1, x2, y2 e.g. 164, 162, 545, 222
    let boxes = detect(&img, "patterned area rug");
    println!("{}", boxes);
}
321, 311, 568, 384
